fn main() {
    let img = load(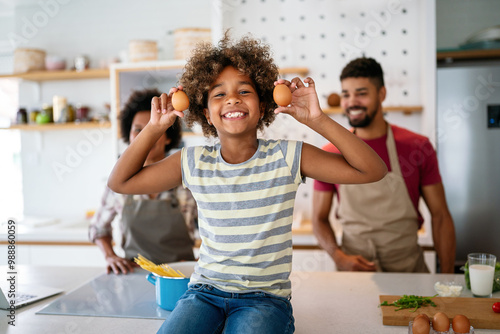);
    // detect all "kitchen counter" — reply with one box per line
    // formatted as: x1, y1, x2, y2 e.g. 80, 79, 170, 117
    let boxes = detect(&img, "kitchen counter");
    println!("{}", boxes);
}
1, 265, 499, 334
